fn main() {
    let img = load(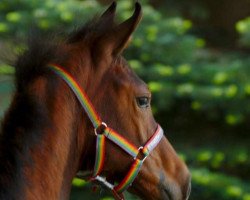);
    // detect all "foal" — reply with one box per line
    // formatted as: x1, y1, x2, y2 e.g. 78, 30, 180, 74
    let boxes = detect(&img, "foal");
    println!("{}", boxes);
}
0, 2, 190, 200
